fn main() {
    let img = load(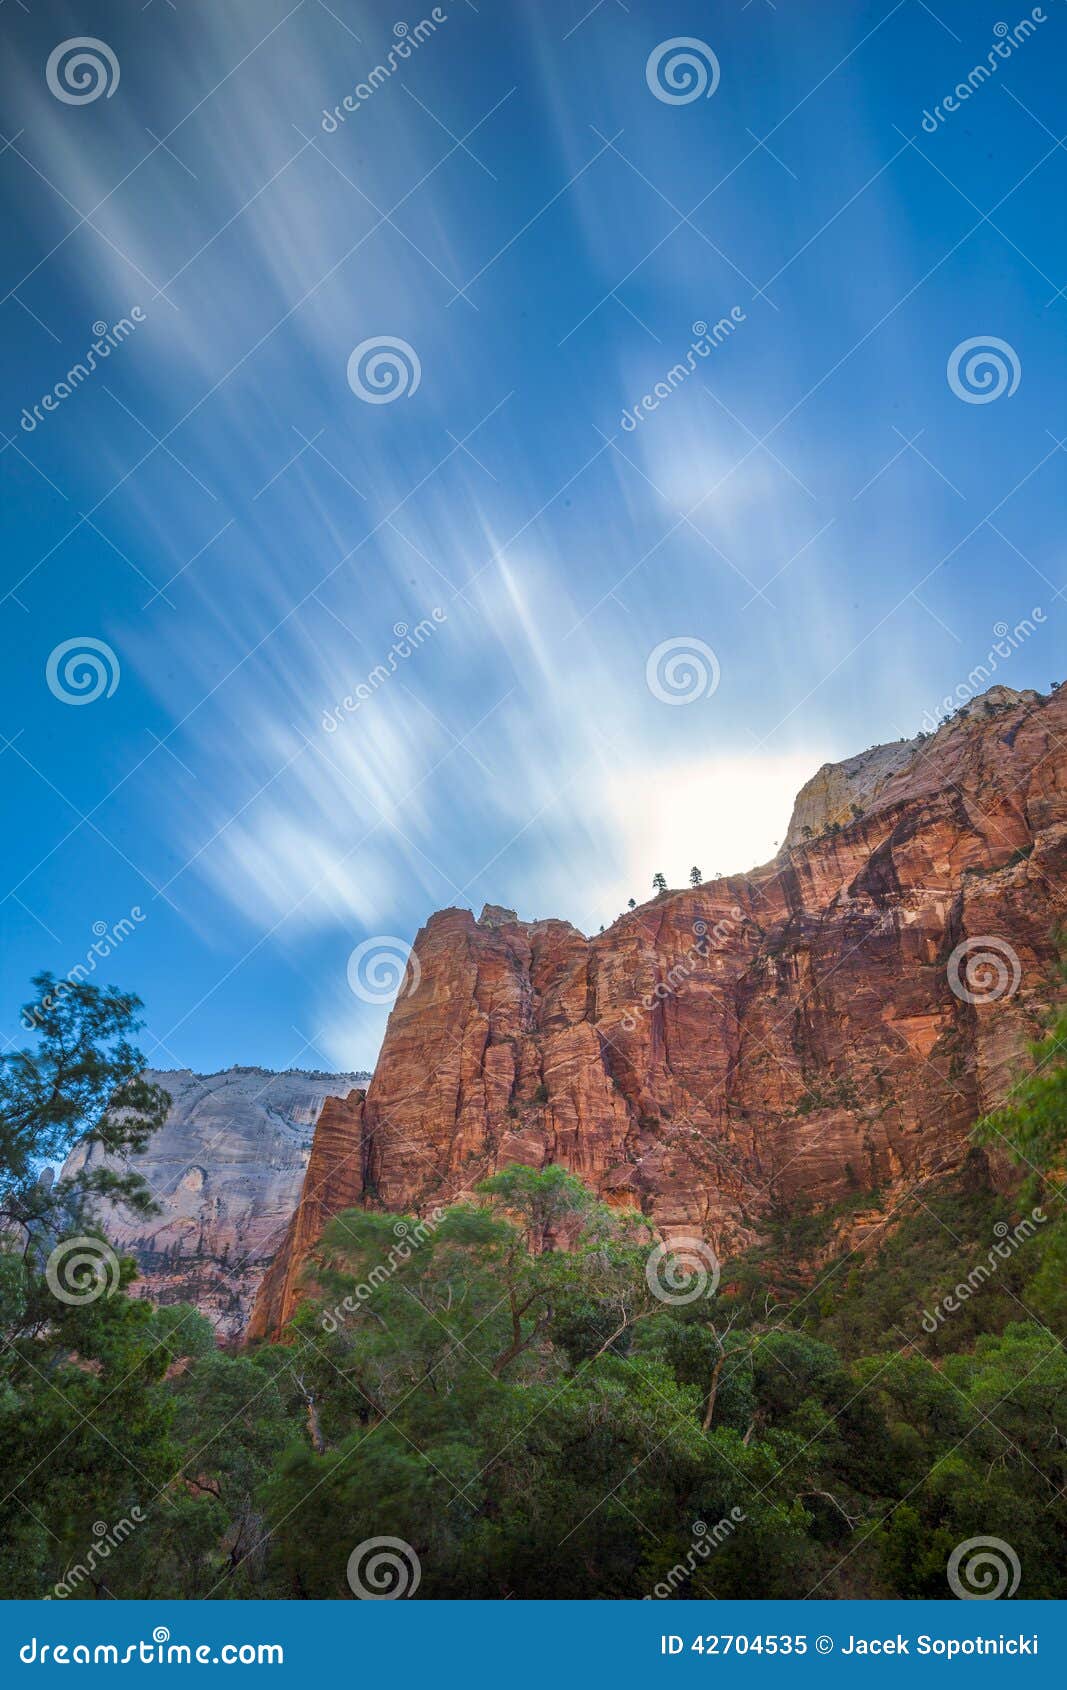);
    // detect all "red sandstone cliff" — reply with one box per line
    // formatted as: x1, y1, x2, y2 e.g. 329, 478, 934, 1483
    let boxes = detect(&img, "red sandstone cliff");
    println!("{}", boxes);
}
250, 684, 1067, 1337
245, 1089, 366, 1341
